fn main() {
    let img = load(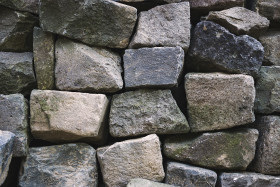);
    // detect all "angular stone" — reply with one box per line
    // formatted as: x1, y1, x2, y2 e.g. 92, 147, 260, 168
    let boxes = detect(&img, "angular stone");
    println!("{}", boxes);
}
188, 0, 244, 11
127, 179, 174, 187
55, 38, 123, 93
110, 89, 189, 137
188, 21, 264, 77
254, 66, 280, 114
0, 52, 36, 95
219, 172, 280, 187
33, 27, 55, 90
257, 0, 280, 23
0, 0, 38, 14
185, 73, 255, 132
97, 134, 165, 187
206, 7, 269, 38
19, 143, 97, 187
39, 0, 137, 48
164, 128, 259, 170
0, 131, 15, 186
0, 6, 38, 52
30, 90, 109, 143
124, 47, 184, 89
259, 31, 280, 65
129, 2, 190, 51
0, 94, 29, 157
